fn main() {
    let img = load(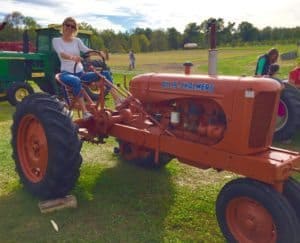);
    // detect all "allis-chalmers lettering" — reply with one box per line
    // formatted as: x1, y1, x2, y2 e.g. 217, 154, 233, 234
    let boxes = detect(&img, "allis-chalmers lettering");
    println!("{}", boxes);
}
161, 80, 214, 92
